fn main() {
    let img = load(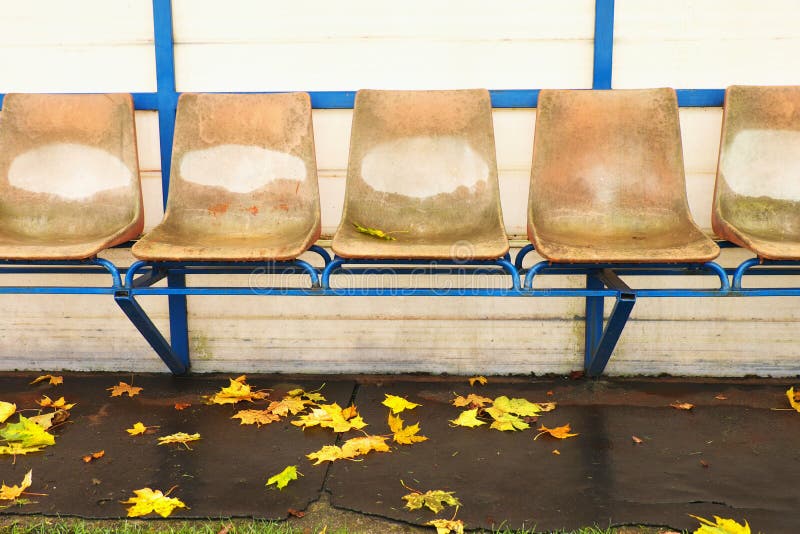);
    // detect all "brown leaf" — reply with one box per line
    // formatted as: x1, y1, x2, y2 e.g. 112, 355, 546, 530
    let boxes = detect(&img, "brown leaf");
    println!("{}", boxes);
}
552, 449, 560, 455
216, 526, 231, 534
700, 459, 709, 468
714, 394, 727, 401
288, 508, 306, 518
82, 450, 104, 463
29, 375, 63, 386
108, 382, 142, 398
670, 402, 694, 411
174, 403, 191, 411
569, 370, 585, 380
631, 435, 643, 444
546, 391, 554, 396
534, 423, 579, 440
